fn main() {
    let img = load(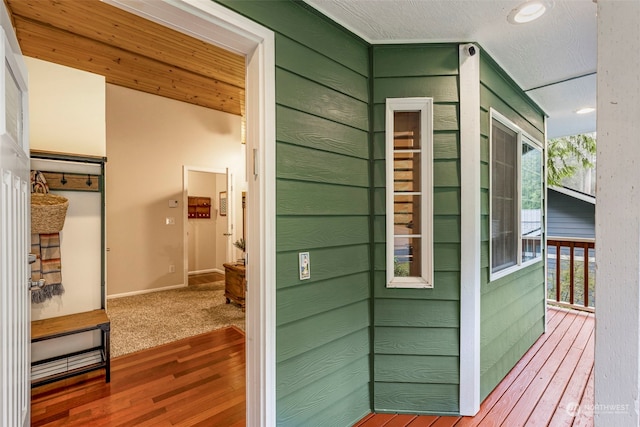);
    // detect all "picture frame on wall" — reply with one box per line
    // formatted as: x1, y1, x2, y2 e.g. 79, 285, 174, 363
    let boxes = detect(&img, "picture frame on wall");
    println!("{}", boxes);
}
219, 191, 227, 216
